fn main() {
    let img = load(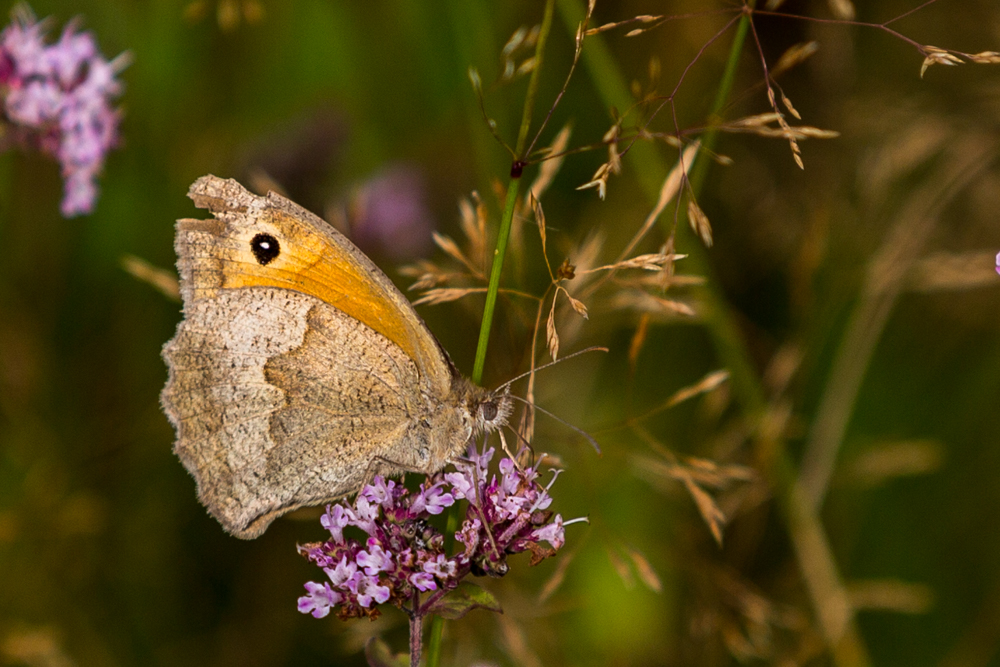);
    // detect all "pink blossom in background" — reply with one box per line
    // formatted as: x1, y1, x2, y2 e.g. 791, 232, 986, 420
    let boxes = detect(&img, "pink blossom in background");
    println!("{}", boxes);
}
348, 164, 434, 260
0, 6, 128, 217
